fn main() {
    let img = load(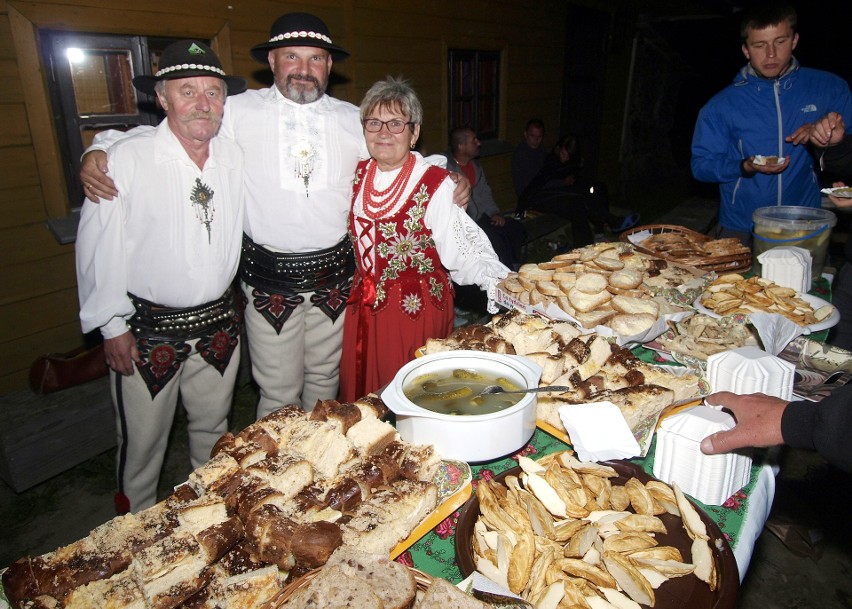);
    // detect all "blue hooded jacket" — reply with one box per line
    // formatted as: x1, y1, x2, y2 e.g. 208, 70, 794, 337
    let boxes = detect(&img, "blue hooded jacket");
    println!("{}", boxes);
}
691, 58, 852, 233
